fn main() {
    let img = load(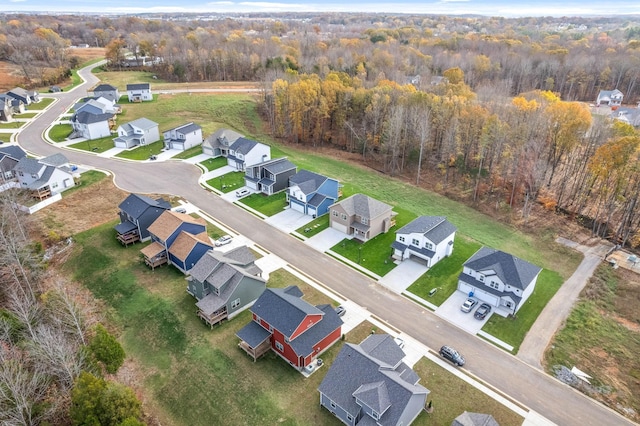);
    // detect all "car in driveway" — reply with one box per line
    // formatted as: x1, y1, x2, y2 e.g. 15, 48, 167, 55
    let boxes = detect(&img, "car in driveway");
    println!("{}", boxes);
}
214, 235, 233, 247
461, 298, 477, 313
235, 188, 250, 197
394, 337, 405, 349
439, 345, 465, 366
335, 305, 346, 317
173, 207, 187, 214
474, 302, 492, 320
